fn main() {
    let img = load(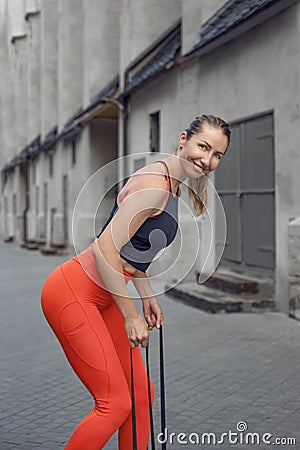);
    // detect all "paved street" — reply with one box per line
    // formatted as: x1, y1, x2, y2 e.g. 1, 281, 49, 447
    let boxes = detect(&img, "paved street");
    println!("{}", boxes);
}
1, 240, 300, 450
